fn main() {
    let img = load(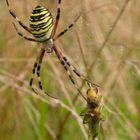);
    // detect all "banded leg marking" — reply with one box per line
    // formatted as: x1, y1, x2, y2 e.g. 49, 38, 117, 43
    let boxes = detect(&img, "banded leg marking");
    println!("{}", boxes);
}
53, 45, 99, 88
54, 15, 80, 40
53, 45, 86, 100
6, 0, 31, 34
36, 50, 58, 99
30, 61, 39, 94
63, 56, 99, 87
13, 23, 36, 42
53, 0, 62, 36
36, 50, 45, 91
29, 49, 45, 94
